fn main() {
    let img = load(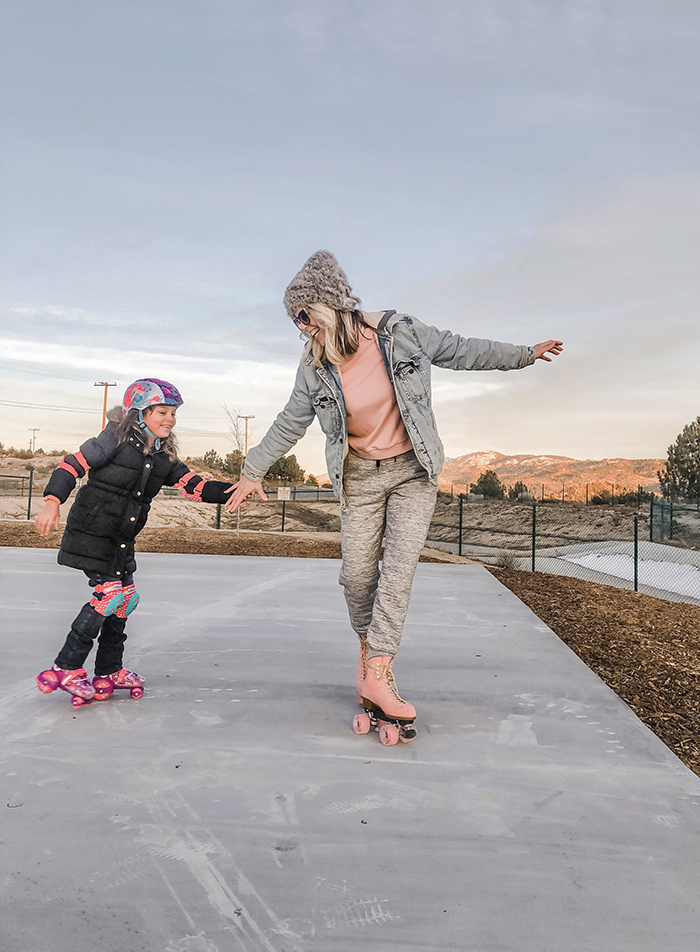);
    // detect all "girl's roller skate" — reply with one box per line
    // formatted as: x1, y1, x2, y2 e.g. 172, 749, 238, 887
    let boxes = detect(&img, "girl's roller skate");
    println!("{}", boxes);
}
353, 654, 417, 746
36, 665, 95, 708
93, 668, 145, 701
